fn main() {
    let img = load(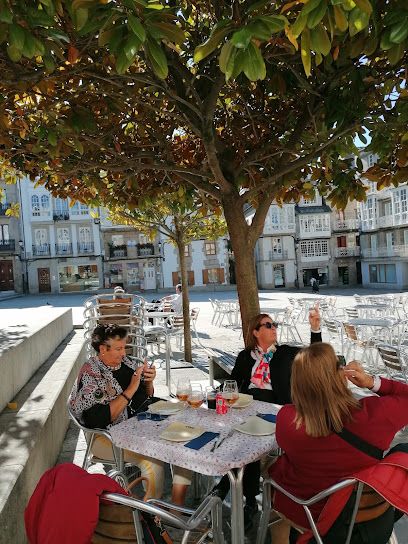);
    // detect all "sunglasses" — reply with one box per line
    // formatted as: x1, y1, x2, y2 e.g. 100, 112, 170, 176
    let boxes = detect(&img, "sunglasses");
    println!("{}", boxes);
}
256, 322, 278, 330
